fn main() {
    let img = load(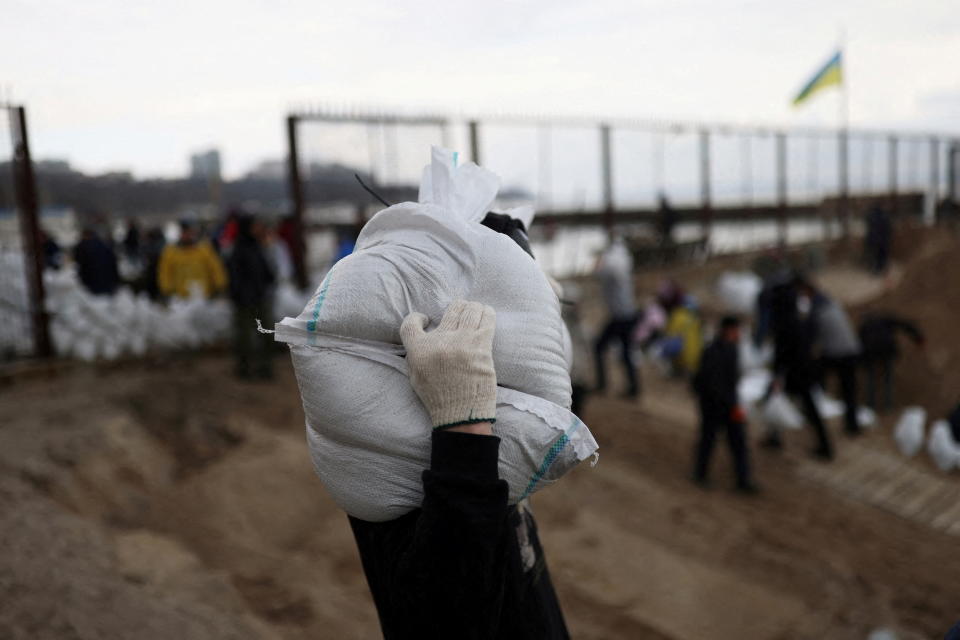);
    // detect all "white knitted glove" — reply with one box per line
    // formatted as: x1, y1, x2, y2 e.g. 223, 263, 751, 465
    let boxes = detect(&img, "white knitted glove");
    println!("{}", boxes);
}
400, 300, 498, 429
